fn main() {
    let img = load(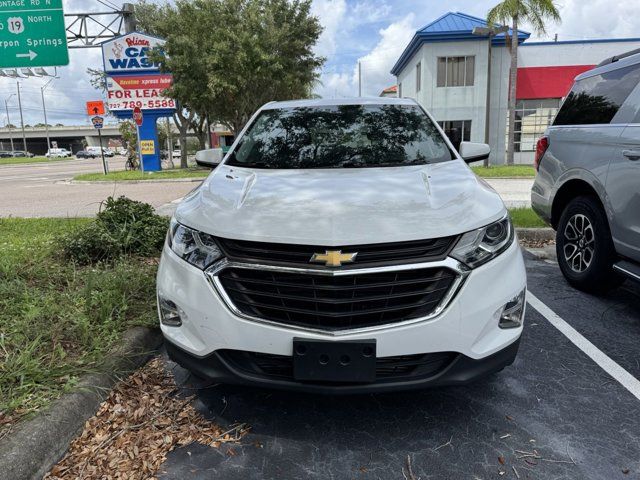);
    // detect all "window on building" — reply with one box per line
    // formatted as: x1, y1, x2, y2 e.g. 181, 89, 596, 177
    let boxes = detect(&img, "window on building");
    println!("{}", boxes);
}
436, 56, 475, 87
554, 63, 640, 126
416, 62, 421, 92
511, 98, 562, 152
438, 120, 472, 150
